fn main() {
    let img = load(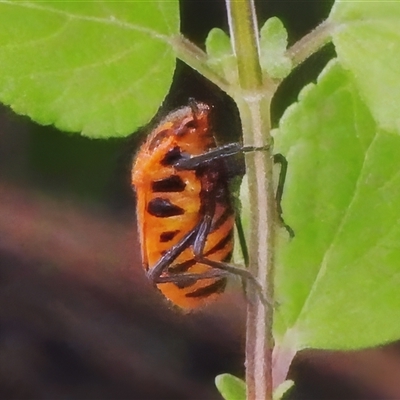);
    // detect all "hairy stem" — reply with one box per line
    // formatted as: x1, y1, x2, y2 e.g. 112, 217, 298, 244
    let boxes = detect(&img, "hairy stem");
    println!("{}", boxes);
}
286, 19, 333, 68
171, 34, 230, 93
241, 97, 275, 400
225, 0, 276, 399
